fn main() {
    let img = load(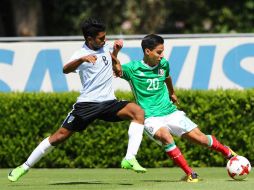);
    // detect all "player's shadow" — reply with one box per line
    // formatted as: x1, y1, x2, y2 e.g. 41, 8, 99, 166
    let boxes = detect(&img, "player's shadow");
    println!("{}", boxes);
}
50, 181, 133, 186
225, 179, 248, 182
142, 179, 180, 183
50, 181, 108, 185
